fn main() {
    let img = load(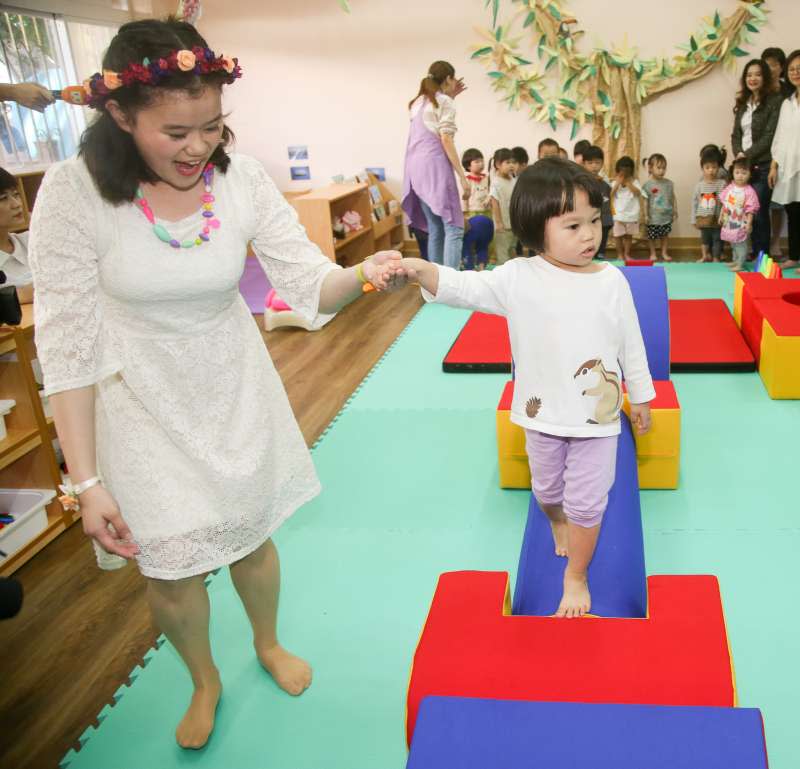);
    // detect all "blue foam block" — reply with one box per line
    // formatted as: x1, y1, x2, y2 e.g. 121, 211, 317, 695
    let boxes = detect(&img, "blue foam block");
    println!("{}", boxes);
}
407, 697, 768, 769
512, 413, 646, 617
620, 265, 670, 381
